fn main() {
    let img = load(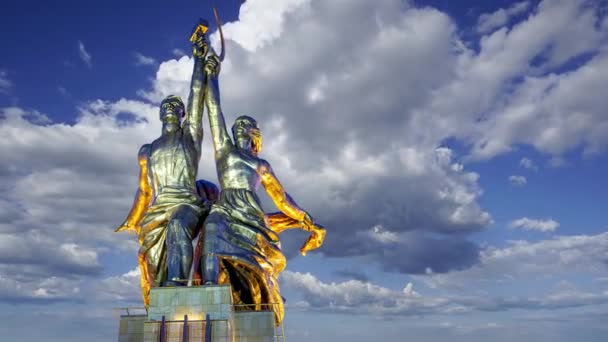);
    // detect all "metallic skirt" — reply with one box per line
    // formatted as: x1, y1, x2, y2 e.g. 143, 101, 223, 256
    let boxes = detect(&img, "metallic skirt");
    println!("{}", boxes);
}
204, 188, 287, 324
